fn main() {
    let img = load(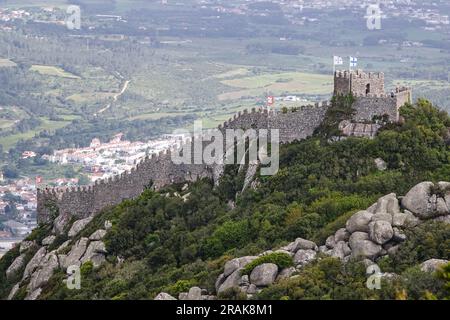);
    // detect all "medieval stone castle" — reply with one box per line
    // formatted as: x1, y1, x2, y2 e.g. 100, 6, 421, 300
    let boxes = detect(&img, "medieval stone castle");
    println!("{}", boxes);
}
37, 70, 412, 225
